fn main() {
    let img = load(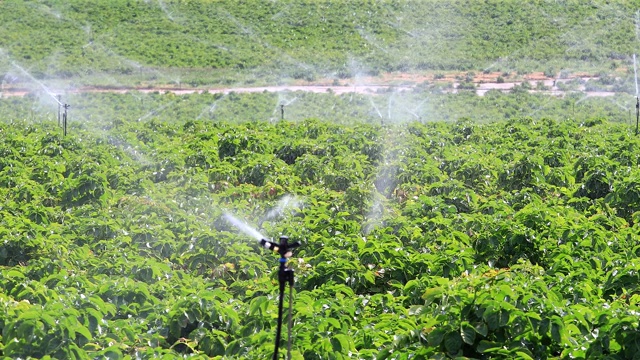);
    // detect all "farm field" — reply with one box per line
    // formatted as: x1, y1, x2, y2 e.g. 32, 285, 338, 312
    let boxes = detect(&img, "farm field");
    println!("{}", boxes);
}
2, 102, 640, 358
3, 1, 640, 360
1, 0, 640, 87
